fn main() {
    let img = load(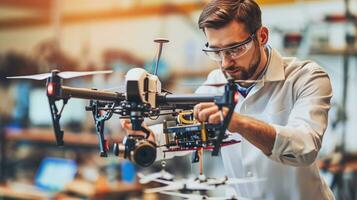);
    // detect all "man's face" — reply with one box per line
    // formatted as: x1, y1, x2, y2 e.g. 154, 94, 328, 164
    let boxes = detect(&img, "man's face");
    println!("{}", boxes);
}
204, 21, 261, 80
